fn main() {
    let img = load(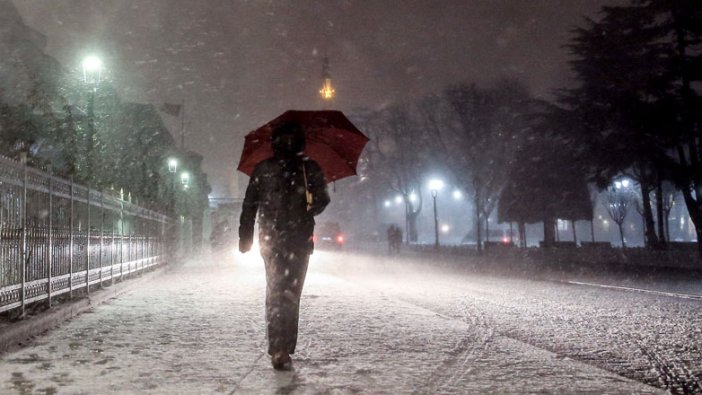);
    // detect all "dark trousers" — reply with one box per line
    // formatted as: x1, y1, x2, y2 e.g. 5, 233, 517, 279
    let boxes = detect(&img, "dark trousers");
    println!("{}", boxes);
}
262, 246, 310, 355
